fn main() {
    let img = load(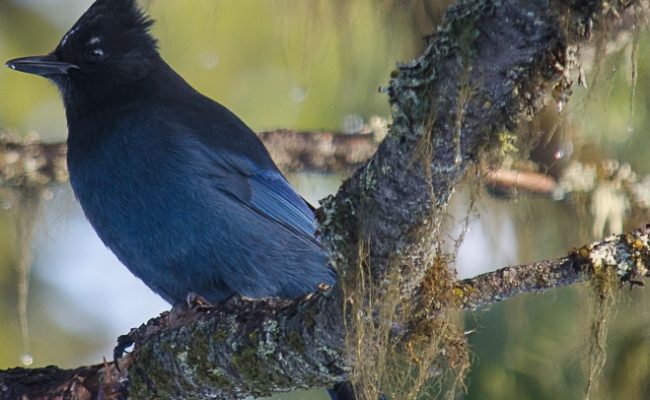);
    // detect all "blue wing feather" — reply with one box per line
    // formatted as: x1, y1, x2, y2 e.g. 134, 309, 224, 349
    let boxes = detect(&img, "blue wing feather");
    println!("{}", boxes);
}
202, 148, 323, 248
165, 98, 322, 246
249, 170, 319, 241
